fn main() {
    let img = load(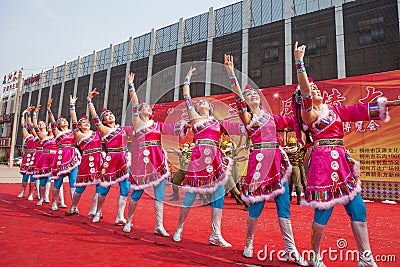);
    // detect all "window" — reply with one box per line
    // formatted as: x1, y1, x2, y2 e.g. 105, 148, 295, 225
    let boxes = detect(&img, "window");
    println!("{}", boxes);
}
184, 13, 209, 46
66, 59, 78, 81
307, 35, 327, 55
358, 17, 384, 46
215, 2, 242, 37
262, 41, 279, 63
155, 23, 179, 54
55, 65, 65, 84
113, 41, 129, 67
133, 33, 151, 61
251, 0, 283, 27
292, 0, 333, 16
95, 48, 111, 72
44, 70, 52, 87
